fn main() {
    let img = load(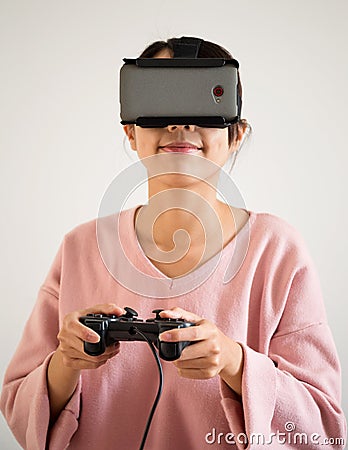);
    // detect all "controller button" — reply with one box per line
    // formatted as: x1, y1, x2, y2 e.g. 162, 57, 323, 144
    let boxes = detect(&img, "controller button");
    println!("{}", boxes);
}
124, 307, 138, 319
152, 309, 164, 313
152, 309, 164, 320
